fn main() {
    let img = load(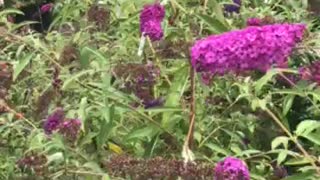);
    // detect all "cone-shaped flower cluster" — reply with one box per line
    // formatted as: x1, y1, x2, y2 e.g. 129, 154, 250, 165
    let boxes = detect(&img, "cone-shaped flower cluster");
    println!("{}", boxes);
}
140, 3, 165, 41
214, 157, 250, 180
191, 24, 306, 76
